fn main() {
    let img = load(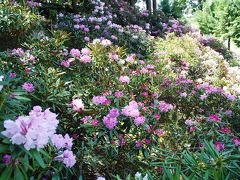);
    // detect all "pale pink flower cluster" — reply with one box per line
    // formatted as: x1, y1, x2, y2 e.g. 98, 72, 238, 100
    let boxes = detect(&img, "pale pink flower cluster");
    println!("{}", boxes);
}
80, 55, 92, 63
70, 49, 81, 58
51, 134, 73, 150
114, 91, 124, 98
122, 101, 140, 117
2, 106, 77, 168
134, 116, 146, 126
119, 76, 130, 84
100, 39, 112, 46
70, 48, 92, 63
103, 108, 119, 129
71, 98, 85, 112
158, 101, 174, 112
61, 60, 71, 67
54, 150, 76, 168
2, 106, 58, 150
92, 95, 108, 105
126, 54, 135, 63
22, 82, 34, 92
